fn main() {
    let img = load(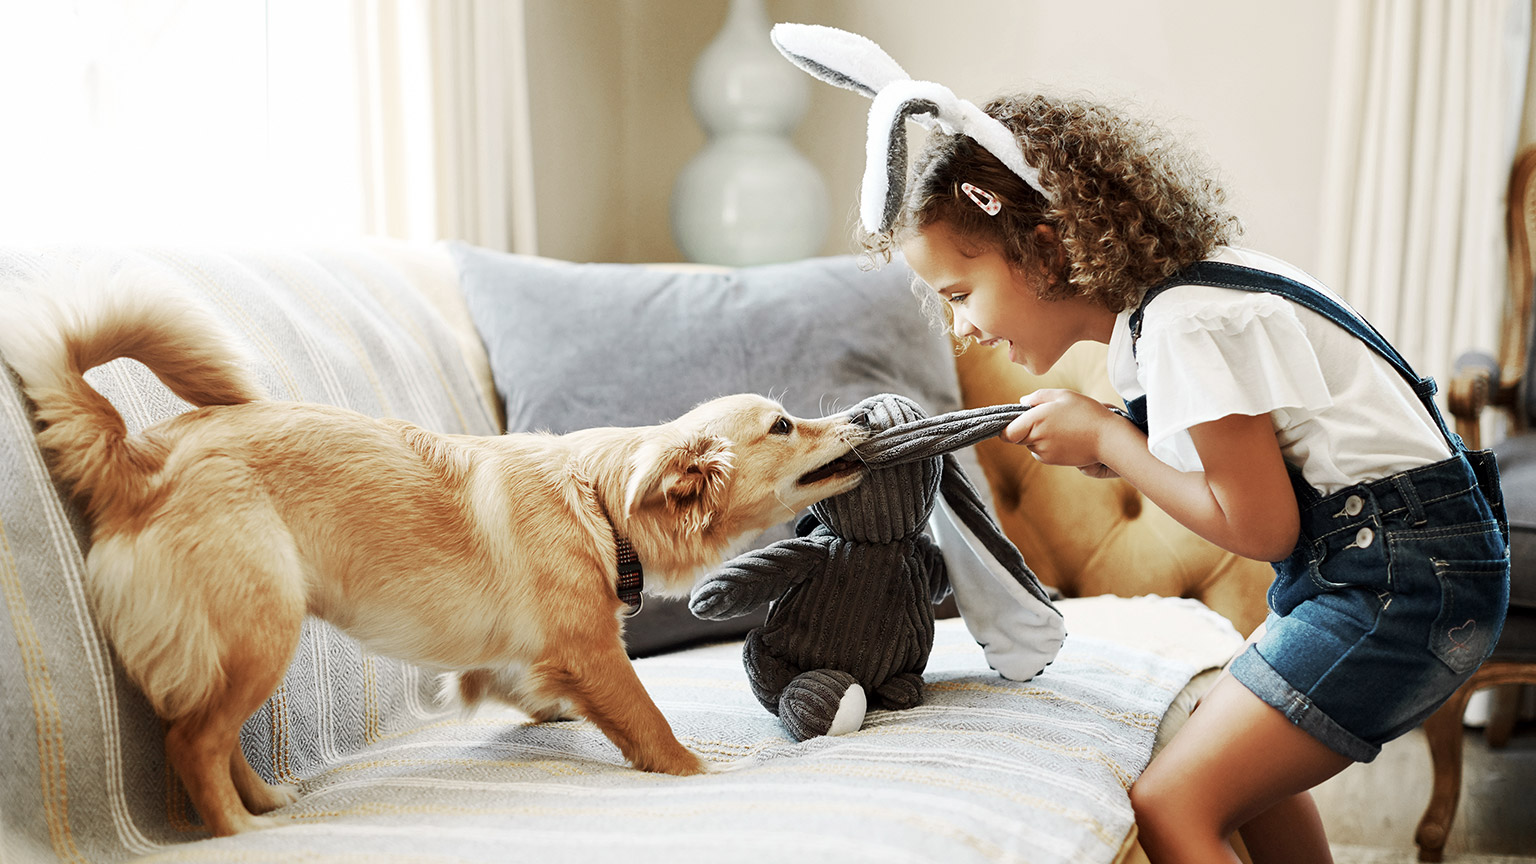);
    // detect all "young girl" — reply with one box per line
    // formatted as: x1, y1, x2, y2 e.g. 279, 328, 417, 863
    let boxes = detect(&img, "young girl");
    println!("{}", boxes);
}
870, 92, 1511, 863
